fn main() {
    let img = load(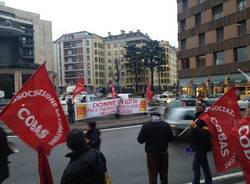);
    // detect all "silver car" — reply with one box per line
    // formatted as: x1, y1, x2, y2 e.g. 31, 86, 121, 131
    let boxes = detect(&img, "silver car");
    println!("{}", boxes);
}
164, 107, 196, 136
